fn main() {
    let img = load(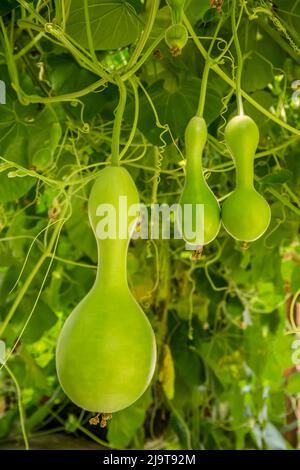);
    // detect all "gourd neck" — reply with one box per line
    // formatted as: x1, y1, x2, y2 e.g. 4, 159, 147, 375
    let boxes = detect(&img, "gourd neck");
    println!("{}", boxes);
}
95, 240, 129, 290
185, 155, 205, 183
235, 157, 254, 189
184, 116, 207, 184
